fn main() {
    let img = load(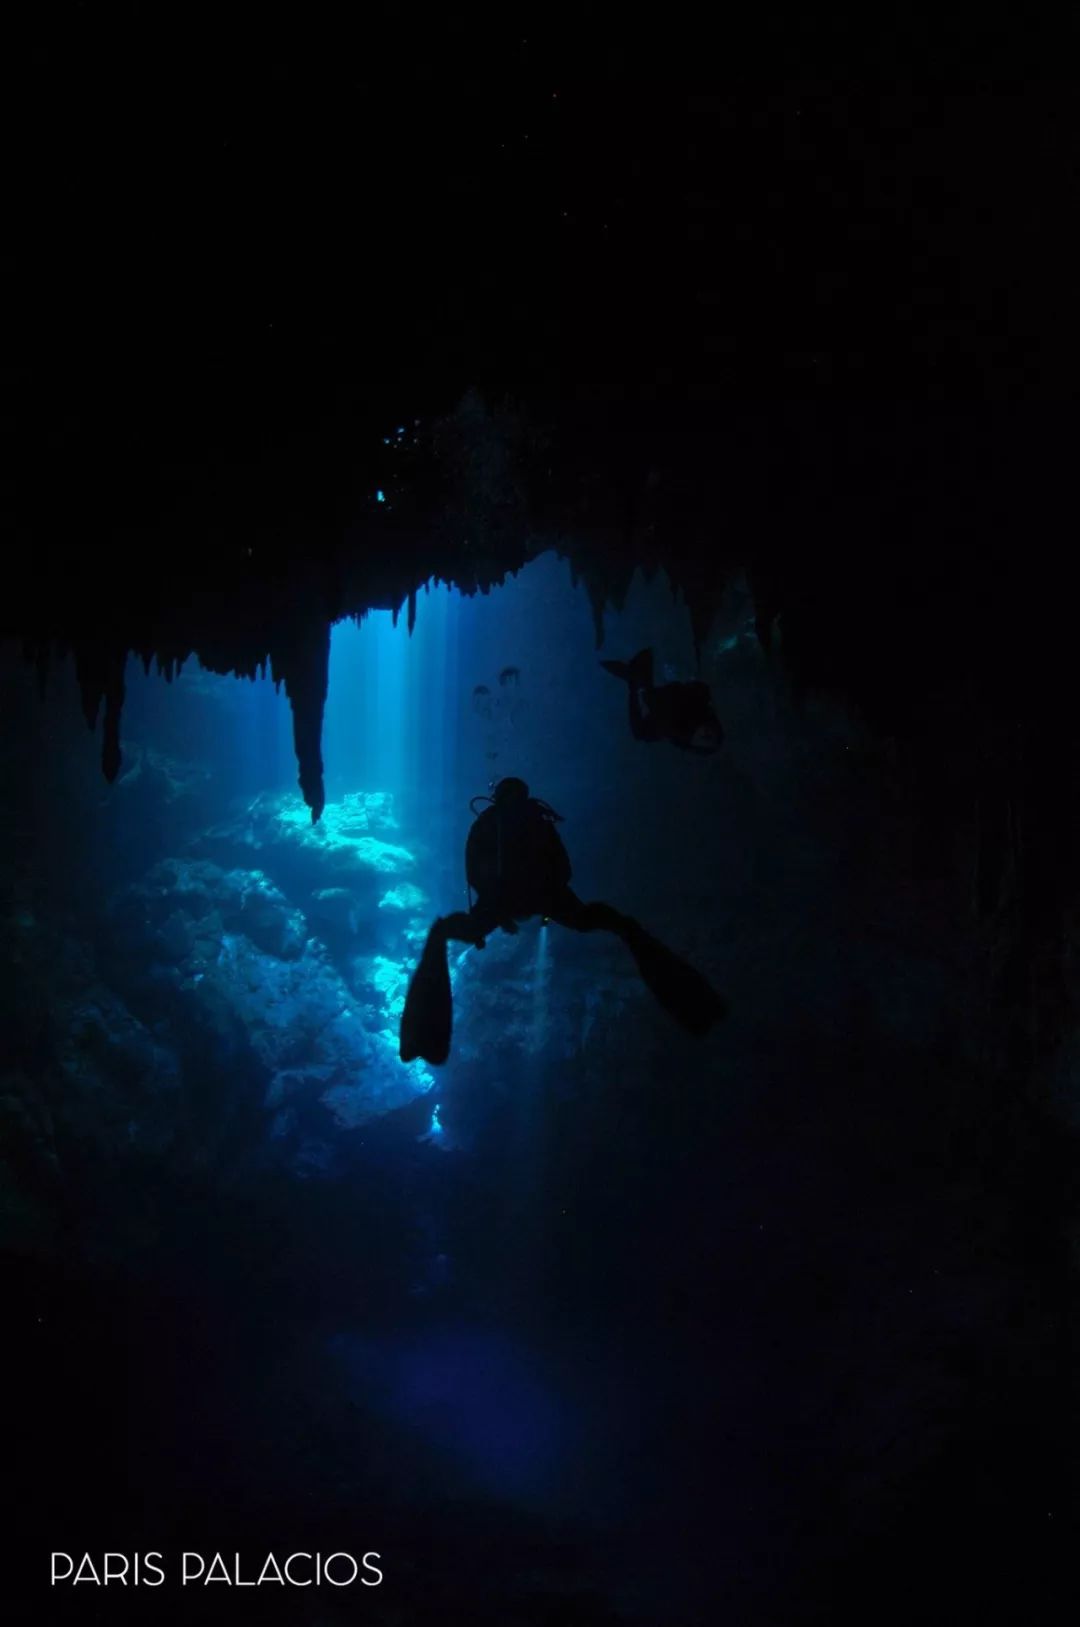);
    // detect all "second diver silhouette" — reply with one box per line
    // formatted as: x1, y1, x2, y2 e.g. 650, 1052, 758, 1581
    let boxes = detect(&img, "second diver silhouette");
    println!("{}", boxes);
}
400, 776, 726, 1066
601, 647, 723, 754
